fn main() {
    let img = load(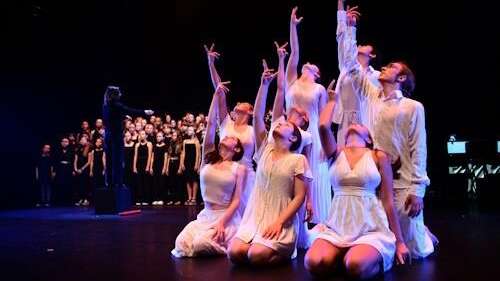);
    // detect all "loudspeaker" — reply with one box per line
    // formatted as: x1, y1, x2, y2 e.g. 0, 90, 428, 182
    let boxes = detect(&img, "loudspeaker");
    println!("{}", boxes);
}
115, 185, 132, 213
95, 188, 116, 214
94, 185, 133, 214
